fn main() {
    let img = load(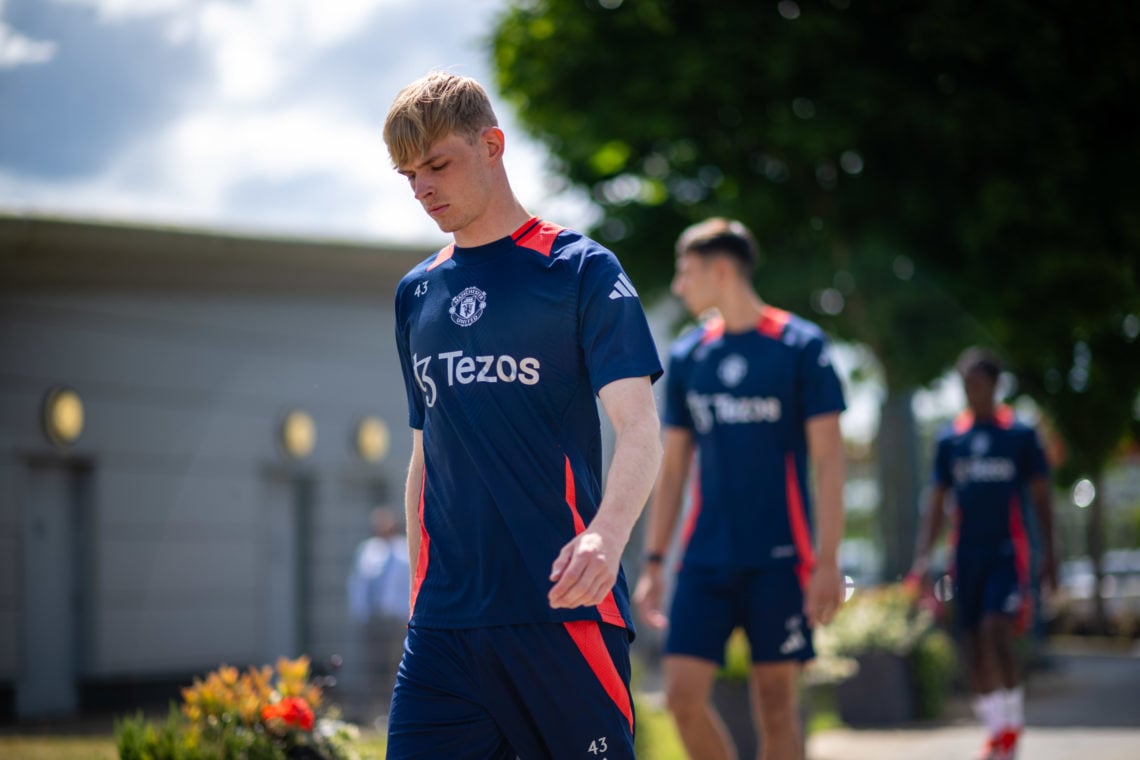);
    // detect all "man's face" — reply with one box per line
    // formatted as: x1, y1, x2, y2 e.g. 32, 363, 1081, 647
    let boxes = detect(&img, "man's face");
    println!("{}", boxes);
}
397, 130, 494, 235
671, 251, 719, 317
962, 367, 997, 415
